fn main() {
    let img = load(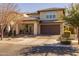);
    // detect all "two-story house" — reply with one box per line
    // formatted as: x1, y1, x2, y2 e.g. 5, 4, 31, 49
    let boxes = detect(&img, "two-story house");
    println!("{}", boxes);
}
15, 8, 65, 35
